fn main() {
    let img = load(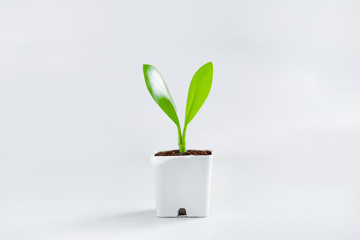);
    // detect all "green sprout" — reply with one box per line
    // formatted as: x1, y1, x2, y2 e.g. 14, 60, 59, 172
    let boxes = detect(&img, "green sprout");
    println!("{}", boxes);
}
143, 62, 213, 153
